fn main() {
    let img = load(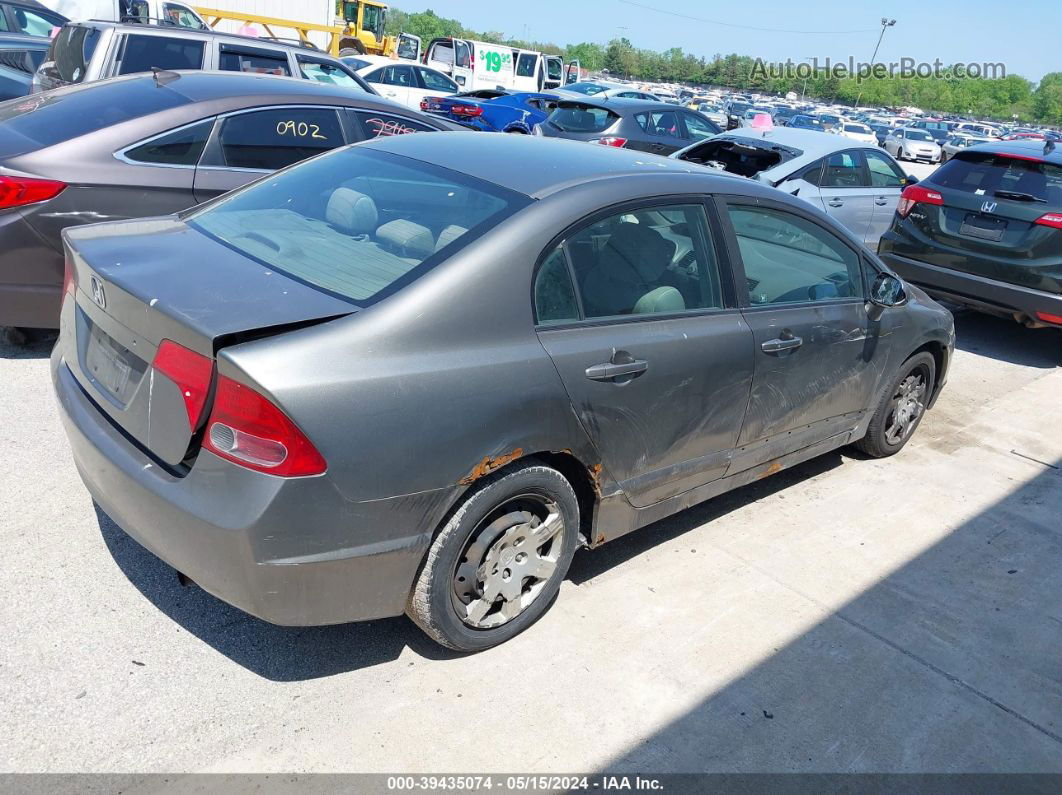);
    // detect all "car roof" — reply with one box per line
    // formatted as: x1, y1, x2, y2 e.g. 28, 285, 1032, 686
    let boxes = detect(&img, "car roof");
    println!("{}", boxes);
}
359, 132, 753, 199
65, 19, 324, 53
965, 139, 1062, 164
